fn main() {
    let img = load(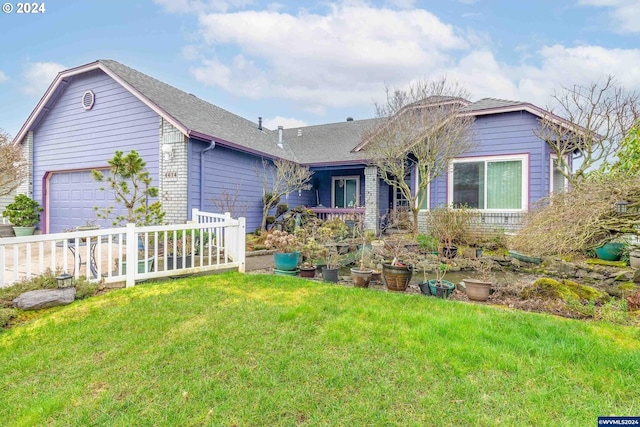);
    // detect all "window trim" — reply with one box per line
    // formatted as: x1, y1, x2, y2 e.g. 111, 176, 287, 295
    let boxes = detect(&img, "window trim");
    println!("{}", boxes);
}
331, 175, 360, 208
448, 153, 529, 212
549, 154, 569, 194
